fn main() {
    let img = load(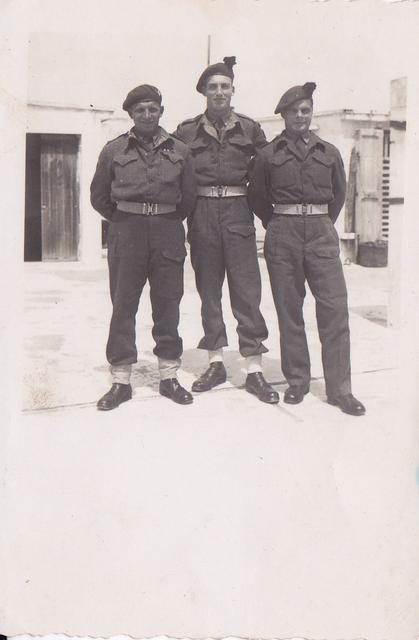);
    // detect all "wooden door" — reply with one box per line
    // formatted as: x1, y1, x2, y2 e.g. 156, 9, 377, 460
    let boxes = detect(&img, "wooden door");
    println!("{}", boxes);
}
354, 128, 384, 244
40, 134, 79, 260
